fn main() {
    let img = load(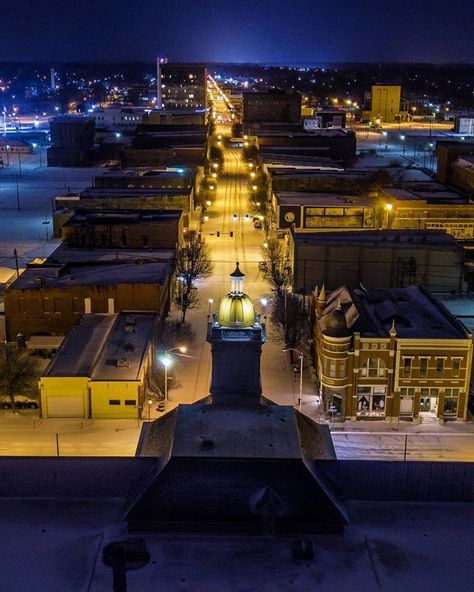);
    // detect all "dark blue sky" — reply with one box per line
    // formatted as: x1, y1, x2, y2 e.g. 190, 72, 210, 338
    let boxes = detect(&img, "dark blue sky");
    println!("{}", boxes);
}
2, 0, 473, 63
